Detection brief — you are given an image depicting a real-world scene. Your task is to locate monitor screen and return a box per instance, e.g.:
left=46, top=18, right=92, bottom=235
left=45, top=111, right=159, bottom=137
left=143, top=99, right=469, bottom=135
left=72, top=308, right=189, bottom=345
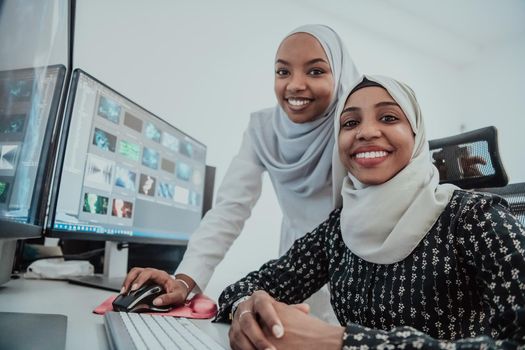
left=48, top=69, right=207, bottom=245
left=0, top=65, right=66, bottom=238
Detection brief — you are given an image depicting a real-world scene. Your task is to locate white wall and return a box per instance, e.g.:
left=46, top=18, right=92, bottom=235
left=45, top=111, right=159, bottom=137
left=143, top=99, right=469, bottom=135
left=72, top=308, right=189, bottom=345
left=0, top=0, right=68, bottom=69
left=457, top=39, right=525, bottom=182
left=73, top=0, right=524, bottom=300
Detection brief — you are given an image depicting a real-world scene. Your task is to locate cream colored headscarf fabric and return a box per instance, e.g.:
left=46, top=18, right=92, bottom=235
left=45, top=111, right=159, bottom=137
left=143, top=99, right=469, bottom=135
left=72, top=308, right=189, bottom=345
left=332, top=75, right=458, bottom=264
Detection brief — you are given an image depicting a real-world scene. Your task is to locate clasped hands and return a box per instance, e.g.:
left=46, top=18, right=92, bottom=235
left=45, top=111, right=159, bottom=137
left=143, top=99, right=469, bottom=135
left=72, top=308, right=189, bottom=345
left=229, top=290, right=344, bottom=350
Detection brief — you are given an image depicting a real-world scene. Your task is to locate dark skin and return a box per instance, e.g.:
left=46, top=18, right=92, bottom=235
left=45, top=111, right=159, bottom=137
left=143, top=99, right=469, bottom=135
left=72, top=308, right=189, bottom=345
left=120, top=268, right=195, bottom=307
left=229, top=291, right=343, bottom=350
left=228, top=86, right=418, bottom=350
left=120, top=32, right=336, bottom=313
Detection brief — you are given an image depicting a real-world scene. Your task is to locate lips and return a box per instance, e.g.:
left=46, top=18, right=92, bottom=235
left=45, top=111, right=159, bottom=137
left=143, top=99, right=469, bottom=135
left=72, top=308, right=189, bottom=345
left=286, top=97, right=312, bottom=111
left=351, top=147, right=391, bottom=167
left=354, top=150, right=388, bottom=159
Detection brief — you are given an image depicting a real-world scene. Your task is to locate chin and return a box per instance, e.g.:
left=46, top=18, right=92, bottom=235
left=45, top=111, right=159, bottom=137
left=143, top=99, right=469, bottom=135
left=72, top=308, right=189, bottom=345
left=284, top=106, right=323, bottom=123
left=360, top=179, right=384, bottom=186
left=355, top=174, right=393, bottom=186
left=287, top=114, right=316, bottom=124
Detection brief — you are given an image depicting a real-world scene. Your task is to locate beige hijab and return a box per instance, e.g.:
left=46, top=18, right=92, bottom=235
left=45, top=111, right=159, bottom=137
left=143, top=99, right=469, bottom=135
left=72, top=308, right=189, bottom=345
left=332, top=75, right=458, bottom=264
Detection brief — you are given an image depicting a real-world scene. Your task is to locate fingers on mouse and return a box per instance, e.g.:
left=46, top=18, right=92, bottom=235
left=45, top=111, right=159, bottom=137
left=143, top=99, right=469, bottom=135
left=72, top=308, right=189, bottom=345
left=112, top=283, right=172, bottom=313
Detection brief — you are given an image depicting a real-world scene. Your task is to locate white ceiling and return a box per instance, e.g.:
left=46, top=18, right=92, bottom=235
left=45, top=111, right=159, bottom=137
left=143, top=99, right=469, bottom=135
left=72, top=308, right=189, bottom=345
left=302, top=0, right=525, bottom=68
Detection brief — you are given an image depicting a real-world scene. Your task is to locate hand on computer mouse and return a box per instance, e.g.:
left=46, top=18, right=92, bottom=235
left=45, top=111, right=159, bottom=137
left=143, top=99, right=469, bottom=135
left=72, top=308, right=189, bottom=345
left=113, top=283, right=172, bottom=313
left=120, top=267, right=195, bottom=307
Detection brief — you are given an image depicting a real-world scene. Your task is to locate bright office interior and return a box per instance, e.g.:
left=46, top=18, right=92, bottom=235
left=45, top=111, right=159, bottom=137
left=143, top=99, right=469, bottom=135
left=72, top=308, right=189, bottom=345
left=2, top=0, right=524, bottom=301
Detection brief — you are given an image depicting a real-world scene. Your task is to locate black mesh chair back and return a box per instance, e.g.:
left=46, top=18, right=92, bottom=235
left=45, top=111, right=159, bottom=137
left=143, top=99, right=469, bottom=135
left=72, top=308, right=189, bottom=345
left=479, top=182, right=525, bottom=228
left=429, top=126, right=508, bottom=189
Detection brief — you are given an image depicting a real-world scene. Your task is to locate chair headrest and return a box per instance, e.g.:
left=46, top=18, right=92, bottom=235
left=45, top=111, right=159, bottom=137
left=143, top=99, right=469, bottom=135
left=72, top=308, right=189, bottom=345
left=429, top=126, right=508, bottom=189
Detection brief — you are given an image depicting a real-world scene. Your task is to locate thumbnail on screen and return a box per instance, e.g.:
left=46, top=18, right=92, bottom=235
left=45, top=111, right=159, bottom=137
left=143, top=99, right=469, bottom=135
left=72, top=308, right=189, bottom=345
left=51, top=69, right=207, bottom=243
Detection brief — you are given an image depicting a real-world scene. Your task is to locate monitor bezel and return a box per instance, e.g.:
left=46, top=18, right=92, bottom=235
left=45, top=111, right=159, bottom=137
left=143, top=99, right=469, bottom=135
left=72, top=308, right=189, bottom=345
left=0, top=64, right=67, bottom=239
left=46, top=68, right=207, bottom=246
left=0, top=219, right=42, bottom=239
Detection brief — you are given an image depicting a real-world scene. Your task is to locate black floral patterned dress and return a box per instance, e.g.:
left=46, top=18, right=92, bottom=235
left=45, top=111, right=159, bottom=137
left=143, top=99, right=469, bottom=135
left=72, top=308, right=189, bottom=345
left=216, top=190, right=525, bottom=349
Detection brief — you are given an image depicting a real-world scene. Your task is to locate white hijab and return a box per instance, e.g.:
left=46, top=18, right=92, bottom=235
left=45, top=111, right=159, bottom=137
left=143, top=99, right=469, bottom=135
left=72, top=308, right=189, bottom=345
left=249, top=24, right=360, bottom=196
left=332, top=75, right=458, bottom=264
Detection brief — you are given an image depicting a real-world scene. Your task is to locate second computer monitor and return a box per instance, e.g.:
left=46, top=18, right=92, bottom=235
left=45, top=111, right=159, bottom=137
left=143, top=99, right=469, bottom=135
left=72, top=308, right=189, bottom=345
left=49, top=69, right=207, bottom=245
left=0, top=65, right=66, bottom=235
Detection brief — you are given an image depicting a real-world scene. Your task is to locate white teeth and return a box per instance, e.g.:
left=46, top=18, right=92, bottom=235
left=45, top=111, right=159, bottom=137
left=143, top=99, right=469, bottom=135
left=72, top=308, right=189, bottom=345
left=288, top=98, right=310, bottom=106
left=355, top=151, right=388, bottom=159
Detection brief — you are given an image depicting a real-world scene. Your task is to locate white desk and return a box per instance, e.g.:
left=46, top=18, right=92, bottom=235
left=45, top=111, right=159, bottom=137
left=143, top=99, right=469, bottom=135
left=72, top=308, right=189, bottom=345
left=0, top=277, right=230, bottom=349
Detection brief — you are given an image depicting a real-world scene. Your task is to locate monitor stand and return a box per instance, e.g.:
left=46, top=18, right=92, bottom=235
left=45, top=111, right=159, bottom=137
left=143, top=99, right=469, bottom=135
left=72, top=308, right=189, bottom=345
left=0, top=240, right=17, bottom=286
left=67, top=241, right=127, bottom=292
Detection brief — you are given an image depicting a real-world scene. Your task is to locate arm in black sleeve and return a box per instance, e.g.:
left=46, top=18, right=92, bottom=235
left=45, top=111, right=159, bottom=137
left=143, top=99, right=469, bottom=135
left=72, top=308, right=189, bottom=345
left=214, top=209, right=339, bottom=323
left=342, top=194, right=525, bottom=349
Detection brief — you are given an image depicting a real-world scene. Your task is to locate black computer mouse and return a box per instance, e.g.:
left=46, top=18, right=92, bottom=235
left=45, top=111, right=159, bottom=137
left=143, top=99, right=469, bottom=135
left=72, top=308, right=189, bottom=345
left=112, top=283, right=172, bottom=313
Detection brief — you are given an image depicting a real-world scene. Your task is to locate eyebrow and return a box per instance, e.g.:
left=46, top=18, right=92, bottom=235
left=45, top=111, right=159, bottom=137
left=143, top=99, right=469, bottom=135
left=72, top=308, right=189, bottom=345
left=375, top=101, right=400, bottom=108
left=341, top=101, right=401, bottom=114
left=275, top=58, right=329, bottom=66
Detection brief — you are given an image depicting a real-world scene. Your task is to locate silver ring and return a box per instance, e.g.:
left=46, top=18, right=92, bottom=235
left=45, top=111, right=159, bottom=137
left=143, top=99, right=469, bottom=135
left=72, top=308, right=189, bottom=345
left=237, top=309, right=252, bottom=321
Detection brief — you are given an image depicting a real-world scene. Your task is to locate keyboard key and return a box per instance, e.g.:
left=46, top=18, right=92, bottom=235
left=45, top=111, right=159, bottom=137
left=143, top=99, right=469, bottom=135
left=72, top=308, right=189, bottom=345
left=120, top=313, right=148, bottom=350
left=105, top=312, right=225, bottom=350
left=128, top=313, right=164, bottom=349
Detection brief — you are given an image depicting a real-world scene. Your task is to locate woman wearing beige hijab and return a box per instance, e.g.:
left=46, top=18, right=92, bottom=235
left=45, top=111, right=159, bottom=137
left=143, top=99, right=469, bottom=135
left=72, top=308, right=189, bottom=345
left=215, top=75, right=525, bottom=350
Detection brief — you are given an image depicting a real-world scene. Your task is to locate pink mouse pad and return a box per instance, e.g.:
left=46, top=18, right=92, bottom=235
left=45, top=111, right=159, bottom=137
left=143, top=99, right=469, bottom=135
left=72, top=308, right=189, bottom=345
left=93, top=293, right=217, bottom=319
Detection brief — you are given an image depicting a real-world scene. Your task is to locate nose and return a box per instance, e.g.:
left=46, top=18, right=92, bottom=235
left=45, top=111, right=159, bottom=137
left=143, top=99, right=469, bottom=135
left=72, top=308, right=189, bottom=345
left=286, top=73, right=306, bottom=93
left=356, top=121, right=381, bottom=140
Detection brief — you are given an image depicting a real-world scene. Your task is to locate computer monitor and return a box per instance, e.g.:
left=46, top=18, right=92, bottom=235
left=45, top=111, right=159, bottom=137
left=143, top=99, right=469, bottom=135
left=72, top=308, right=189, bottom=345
left=0, top=65, right=67, bottom=285
left=47, top=69, right=208, bottom=289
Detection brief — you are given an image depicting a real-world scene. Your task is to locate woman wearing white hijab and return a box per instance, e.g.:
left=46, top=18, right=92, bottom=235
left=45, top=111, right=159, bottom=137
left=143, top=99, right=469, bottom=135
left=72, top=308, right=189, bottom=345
left=216, top=76, right=525, bottom=350
left=121, top=24, right=360, bottom=322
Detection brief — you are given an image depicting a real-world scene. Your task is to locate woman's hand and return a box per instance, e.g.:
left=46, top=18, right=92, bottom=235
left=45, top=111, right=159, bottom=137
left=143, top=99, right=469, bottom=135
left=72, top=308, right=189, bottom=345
left=263, top=302, right=345, bottom=350
left=120, top=268, right=195, bottom=307
left=229, top=290, right=298, bottom=350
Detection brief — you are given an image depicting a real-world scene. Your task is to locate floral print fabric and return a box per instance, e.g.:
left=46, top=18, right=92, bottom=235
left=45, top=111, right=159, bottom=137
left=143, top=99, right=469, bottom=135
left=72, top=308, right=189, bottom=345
left=216, top=191, right=525, bottom=349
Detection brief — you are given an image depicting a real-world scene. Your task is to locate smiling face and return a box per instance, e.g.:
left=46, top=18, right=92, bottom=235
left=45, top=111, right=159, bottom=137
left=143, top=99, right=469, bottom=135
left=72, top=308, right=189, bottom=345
left=274, top=33, right=334, bottom=123
left=338, top=86, right=415, bottom=185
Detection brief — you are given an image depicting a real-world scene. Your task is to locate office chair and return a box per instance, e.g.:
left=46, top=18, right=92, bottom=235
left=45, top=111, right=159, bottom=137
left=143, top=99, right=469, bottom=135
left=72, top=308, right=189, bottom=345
left=429, top=126, right=508, bottom=190
left=478, top=182, right=525, bottom=228
left=430, top=126, right=524, bottom=227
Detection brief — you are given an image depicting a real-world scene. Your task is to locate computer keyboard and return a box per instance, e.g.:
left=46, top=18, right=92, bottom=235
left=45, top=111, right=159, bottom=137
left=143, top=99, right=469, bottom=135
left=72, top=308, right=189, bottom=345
left=104, top=311, right=225, bottom=350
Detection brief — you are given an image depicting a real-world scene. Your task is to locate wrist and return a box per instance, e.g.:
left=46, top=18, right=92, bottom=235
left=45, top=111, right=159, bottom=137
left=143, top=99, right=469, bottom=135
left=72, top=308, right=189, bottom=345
left=173, top=274, right=196, bottom=292
left=171, top=274, right=195, bottom=298
left=229, top=295, right=251, bottom=321
left=322, top=325, right=345, bottom=350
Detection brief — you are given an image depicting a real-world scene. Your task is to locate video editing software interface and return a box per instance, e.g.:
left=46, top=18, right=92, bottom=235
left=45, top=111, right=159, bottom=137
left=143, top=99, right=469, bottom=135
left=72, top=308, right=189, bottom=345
left=52, top=70, right=206, bottom=242
left=0, top=65, right=65, bottom=224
